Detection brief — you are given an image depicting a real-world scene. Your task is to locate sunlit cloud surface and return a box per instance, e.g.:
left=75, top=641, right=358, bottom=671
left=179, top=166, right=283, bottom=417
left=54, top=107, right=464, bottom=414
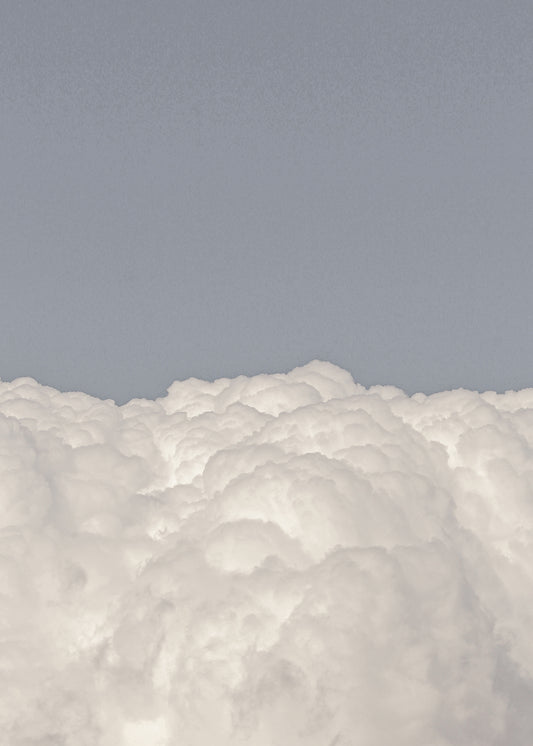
left=2, top=361, right=533, bottom=745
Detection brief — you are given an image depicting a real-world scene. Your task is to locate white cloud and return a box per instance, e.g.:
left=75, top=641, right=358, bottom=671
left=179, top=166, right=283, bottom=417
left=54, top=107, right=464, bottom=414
left=1, top=361, right=532, bottom=744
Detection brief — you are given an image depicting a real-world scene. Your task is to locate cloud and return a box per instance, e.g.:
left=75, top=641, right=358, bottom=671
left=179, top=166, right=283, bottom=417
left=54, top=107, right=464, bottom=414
left=1, top=361, right=532, bottom=744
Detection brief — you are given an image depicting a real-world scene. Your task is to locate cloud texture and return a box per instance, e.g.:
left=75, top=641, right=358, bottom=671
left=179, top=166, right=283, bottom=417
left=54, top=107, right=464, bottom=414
left=2, top=361, right=533, bottom=745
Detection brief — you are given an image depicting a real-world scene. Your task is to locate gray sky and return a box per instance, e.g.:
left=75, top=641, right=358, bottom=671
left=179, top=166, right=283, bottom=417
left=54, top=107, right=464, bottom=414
left=2, top=0, right=533, bottom=403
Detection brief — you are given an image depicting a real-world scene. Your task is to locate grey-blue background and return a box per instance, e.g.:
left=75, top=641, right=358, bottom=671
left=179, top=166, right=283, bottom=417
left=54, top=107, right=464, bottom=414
left=2, top=1, right=532, bottom=403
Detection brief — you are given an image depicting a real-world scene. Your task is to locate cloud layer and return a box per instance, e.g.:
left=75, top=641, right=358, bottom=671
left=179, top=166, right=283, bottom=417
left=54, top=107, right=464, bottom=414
left=2, top=361, right=533, bottom=745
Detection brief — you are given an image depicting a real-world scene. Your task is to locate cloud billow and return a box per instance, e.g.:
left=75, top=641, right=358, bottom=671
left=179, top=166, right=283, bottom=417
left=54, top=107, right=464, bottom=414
left=1, top=361, right=532, bottom=745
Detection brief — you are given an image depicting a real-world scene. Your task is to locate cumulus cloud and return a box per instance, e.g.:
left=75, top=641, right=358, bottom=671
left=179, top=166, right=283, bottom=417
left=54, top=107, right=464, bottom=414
left=1, top=361, right=533, bottom=744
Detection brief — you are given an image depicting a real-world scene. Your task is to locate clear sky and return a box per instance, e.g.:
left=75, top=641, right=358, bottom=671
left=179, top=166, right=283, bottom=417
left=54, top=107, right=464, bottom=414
left=2, top=0, right=533, bottom=403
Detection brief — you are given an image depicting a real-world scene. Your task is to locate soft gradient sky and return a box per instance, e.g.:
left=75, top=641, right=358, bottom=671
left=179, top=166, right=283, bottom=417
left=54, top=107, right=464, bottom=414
left=2, top=0, right=532, bottom=403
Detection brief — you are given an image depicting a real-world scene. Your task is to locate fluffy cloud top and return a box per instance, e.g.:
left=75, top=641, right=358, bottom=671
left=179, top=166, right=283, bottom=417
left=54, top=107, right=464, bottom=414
left=1, top=361, right=533, bottom=745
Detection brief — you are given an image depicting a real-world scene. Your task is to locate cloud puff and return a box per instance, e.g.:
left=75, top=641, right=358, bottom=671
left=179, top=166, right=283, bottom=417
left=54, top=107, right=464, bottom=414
left=1, top=361, right=533, bottom=744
